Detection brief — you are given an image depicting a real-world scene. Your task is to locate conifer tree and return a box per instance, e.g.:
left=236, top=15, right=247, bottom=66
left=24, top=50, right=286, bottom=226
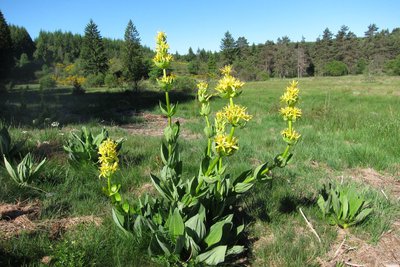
left=81, top=19, right=108, bottom=76
left=0, top=10, right=13, bottom=80
left=123, top=19, right=144, bottom=90
left=220, top=31, right=237, bottom=64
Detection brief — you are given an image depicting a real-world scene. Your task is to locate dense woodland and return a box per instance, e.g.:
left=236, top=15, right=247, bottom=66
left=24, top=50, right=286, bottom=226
left=1, top=9, right=400, bottom=92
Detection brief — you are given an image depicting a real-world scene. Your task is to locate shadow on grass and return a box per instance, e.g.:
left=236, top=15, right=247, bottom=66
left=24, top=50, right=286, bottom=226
left=0, top=87, right=194, bottom=126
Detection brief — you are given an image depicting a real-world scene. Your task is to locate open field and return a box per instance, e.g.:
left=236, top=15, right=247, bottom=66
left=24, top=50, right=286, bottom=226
left=1, top=75, right=399, bottom=266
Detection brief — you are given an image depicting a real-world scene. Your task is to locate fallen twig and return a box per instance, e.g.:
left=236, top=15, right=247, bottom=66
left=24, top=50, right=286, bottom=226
left=344, top=261, right=364, bottom=267
left=333, top=237, right=346, bottom=259
left=381, top=189, right=388, bottom=200
left=299, top=208, right=321, bottom=243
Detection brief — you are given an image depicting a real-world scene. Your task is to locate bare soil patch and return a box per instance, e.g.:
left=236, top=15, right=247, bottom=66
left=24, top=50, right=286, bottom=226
left=343, top=168, right=400, bottom=199
left=321, top=222, right=400, bottom=267
left=0, top=201, right=101, bottom=240
left=120, top=113, right=201, bottom=139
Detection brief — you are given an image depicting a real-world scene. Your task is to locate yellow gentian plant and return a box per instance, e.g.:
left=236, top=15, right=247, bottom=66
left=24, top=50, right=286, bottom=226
left=105, top=32, right=302, bottom=266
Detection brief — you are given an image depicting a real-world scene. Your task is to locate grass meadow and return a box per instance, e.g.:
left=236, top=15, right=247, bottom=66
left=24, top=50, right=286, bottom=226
left=0, top=75, right=399, bottom=266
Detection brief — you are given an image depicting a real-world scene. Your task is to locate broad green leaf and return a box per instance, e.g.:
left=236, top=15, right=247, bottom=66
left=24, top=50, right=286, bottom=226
left=33, top=158, right=46, bottom=175
left=340, top=194, right=349, bottom=220
left=331, top=188, right=340, bottom=216
left=169, top=208, right=185, bottom=238
left=226, top=245, right=245, bottom=256
left=354, top=208, right=373, bottom=224
left=349, top=196, right=364, bottom=220
left=196, top=245, right=227, bottom=265
left=4, top=156, right=18, bottom=184
left=185, top=213, right=206, bottom=240
left=155, top=233, right=172, bottom=256
left=317, top=195, right=327, bottom=215
left=204, top=214, right=233, bottom=247
left=111, top=208, right=131, bottom=236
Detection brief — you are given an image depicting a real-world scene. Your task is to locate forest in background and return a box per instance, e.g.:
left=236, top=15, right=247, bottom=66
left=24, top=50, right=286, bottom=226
left=1, top=9, right=400, bottom=92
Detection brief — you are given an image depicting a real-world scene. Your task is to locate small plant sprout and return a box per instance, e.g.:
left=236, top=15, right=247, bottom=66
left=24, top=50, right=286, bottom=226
left=4, top=153, right=46, bottom=192
left=318, top=183, right=373, bottom=229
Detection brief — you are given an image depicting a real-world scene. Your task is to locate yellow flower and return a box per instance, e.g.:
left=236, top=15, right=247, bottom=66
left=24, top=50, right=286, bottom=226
left=220, top=65, right=232, bottom=76
left=281, top=128, right=301, bottom=144
left=98, top=138, right=119, bottom=178
left=214, top=134, right=239, bottom=156
left=215, top=112, right=227, bottom=134
left=153, top=31, right=173, bottom=69
left=280, top=106, right=302, bottom=121
left=220, top=104, right=252, bottom=127
left=156, top=74, right=175, bottom=91
left=197, top=82, right=208, bottom=91
left=280, top=80, right=300, bottom=106
left=215, top=75, right=245, bottom=98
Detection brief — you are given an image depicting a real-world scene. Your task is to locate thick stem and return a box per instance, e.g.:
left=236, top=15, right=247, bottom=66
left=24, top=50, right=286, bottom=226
left=228, top=126, right=235, bottom=141
left=165, top=91, right=172, bottom=126
left=205, top=156, right=220, bottom=176
left=229, top=97, right=234, bottom=106
left=205, top=115, right=212, bottom=156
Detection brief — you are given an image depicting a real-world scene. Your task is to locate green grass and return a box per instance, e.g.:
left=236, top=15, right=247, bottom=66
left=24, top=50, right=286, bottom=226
left=1, top=75, right=399, bottom=266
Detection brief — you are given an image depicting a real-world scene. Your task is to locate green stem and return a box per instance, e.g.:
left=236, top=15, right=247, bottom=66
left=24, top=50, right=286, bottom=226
left=281, top=144, right=291, bottom=159
left=205, top=156, right=220, bottom=176
left=218, top=157, right=223, bottom=171
left=107, top=176, right=111, bottom=193
left=205, top=115, right=212, bottom=156
left=288, top=120, right=292, bottom=132
left=165, top=91, right=171, bottom=126
left=228, top=126, right=235, bottom=141
left=229, top=97, right=234, bottom=106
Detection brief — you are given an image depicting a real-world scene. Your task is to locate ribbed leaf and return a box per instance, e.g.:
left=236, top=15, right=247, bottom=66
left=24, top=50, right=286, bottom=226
left=169, top=208, right=185, bottom=238
left=196, top=245, right=227, bottom=265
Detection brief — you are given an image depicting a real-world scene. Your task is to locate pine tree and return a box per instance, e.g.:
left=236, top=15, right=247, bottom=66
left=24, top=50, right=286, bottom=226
left=9, top=25, right=35, bottom=60
left=81, top=19, right=108, bottom=76
left=123, top=19, right=144, bottom=90
left=0, top=10, right=14, bottom=80
left=220, top=31, right=236, bottom=65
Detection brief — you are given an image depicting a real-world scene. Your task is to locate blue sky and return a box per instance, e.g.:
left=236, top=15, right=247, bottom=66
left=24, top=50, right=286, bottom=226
left=1, top=0, right=399, bottom=54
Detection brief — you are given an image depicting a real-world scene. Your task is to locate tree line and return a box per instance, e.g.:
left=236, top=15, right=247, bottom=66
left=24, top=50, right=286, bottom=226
left=1, top=9, right=400, bottom=92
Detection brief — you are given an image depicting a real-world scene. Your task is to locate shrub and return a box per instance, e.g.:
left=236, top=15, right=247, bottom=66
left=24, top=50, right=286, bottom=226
left=323, top=60, right=348, bottom=76
left=39, top=74, right=57, bottom=89
left=104, top=73, right=120, bottom=88
left=384, top=54, right=400, bottom=75
left=84, top=73, right=105, bottom=88
left=173, top=76, right=197, bottom=93
left=256, top=71, right=270, bottom=81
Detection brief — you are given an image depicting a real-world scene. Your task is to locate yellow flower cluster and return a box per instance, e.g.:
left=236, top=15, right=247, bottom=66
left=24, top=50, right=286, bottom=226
left=153, top=32, right=173, bottom=69
left=215, top=113, right=227, bottom=134
left=157, top=74, right=175, bottom=92
left=280, top=106, right=302, bottom=121
left=215, top=65, right=245, bottom=98
left=98, top=138, right=119, bottom=178
left=214, top=134, right=239, bottom=156
left=217, top=104, right=252, bottom=127
left=197, top=82, right=212, bottom=103
left=281, top=128, right=301, bottom=144
left=280, top=80, right=300, bottom=106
